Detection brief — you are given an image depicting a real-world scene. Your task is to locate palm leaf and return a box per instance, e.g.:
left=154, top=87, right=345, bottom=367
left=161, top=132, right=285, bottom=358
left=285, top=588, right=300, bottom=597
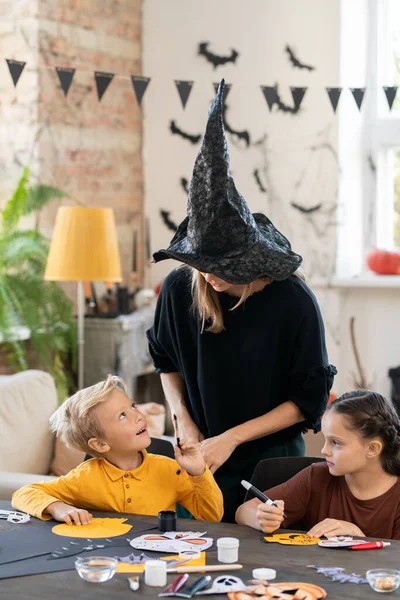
left=24, top=185, right=68, bottom=217
left=1, top=167, right=30, bottom=232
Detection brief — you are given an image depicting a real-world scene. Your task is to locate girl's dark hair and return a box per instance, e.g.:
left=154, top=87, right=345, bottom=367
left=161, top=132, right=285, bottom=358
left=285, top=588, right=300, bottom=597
left=326, top=389, right=400, bottom=476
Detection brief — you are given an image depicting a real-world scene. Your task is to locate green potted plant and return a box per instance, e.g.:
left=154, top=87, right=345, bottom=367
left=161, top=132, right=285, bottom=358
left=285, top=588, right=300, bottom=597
left=0, top=167, right=76, bottom=400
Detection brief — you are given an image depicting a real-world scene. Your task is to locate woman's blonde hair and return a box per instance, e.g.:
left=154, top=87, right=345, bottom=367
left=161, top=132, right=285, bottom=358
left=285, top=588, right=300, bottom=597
left=190, top=266, right=305, bottom=334
left=49, top=375, right=128, bottom=457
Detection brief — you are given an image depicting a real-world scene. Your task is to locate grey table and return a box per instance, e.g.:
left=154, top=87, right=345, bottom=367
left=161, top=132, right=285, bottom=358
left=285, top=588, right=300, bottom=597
left=0, top=503, right=397, bottom=599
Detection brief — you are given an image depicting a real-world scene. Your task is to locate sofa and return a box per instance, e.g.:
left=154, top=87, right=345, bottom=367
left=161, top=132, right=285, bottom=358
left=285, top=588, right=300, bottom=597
left=0, top=370, right=166, bottom=500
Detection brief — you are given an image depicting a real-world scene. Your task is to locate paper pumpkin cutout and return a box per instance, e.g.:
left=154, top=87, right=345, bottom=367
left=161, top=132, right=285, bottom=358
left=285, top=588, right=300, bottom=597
left=130, top=531, right=213, bottom=553
left=264, top=533, right=320, bottom=546
left=228, top=581, right=327, bottom=600
left=52, top=517, right=132, bottom=538
left=115, top=551, right=206, bottom=573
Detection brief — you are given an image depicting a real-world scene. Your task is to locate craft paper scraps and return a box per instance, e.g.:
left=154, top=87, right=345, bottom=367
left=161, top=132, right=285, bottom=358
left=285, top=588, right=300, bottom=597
left=317, top=536, right=368, bottom=548
left=263, top=533, right=320, bottom=546
left=52, top=517, right=132, bottom=538
left=115, top=551, right=205, bottom=573
left=130, top=531, right=213, bottom=553
left=307, top=565, right=367, bottom=584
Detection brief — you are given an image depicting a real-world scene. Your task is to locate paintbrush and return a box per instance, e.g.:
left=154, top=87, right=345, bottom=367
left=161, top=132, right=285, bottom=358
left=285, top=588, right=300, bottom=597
left=173, top=413, right=182, bottom=475
left=167, top=564, right=243, bottom=574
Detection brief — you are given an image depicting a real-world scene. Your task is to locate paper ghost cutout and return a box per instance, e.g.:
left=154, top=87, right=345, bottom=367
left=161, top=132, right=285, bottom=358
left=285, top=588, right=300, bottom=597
left=264, top=533, right=320, bottom=546
left=52, top=517, right=132, bottom=538
left=197, top=575, right=247, bottom=595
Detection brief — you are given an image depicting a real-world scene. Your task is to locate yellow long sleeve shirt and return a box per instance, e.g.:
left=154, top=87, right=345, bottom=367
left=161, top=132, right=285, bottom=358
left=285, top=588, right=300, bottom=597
left=12, top=450, right=224, bottom=522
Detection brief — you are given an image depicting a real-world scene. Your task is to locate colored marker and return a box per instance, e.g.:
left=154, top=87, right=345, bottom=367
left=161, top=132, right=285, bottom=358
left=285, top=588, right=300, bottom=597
left=241, top=480, right=288, bottom=519
left=349, top=541, right=391, bottom=551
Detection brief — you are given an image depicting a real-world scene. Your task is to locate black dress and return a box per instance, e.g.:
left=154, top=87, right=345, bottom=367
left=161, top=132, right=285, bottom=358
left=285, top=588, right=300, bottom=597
left=147, top=268, right=336, bottom=521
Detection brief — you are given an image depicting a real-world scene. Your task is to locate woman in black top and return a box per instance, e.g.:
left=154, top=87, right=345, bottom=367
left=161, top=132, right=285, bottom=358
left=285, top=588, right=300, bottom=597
left=147, top=81, right=336, bottom=522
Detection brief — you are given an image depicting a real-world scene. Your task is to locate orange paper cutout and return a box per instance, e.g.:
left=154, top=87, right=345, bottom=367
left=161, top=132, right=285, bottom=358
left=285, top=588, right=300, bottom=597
left=116, top=551, right=206, bottom=573
left=264, top=533, right=320, bottom=546
left=52, top=517, right=132, bottom=538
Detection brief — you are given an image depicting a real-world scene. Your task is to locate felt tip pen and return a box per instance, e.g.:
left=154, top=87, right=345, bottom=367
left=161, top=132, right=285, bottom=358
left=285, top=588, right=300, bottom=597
left=241, top=480, right=288, bottom=519
left=173, top=414, right=182, bottom=475
left=348, top=541, right=391, bottom=551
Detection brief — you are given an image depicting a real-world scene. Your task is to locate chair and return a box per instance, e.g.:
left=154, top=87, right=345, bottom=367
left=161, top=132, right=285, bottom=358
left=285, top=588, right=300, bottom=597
left=147, top=437, right=174, bottom=458
left=245, top=456, right=325, bottom=530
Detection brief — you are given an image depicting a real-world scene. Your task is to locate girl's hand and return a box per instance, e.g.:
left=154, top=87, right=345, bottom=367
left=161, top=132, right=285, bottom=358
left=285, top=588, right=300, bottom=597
left=256, top=500, right=285, bottom=533
left=175, top=440, right=205, bottom=477
left=308, top=518, right=365, bottom=538
left=200, top=432, right=238, bottom=474
left=46, top=501, right=92, bottom=525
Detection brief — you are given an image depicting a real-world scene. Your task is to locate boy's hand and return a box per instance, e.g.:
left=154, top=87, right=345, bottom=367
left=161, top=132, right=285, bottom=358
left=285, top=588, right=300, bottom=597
left=46, top=501, right=92, bottom=525
left=256, top=499, right=285, bottom=533
left=175, top=440, right=205, bottom=477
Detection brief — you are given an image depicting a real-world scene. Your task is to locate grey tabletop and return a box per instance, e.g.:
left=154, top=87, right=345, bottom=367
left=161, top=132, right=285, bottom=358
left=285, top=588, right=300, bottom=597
left=0, top=501, right=397, bottom=599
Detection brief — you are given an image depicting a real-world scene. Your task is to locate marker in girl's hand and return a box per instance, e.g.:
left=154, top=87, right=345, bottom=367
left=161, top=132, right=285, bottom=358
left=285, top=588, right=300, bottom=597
left=241, top=480, right=288, bottom=519
left=173, top=414, right=182, bottom=475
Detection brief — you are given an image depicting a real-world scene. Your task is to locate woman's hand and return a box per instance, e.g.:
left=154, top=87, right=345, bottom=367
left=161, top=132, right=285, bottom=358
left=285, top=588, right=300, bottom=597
left=200, top=431, right=238, bottom=474
left=256, top=500, right=285, bottom=533
left=307, top=518, right=365, bottom=538
left=177, top=412, right=205, bottom=444
left=175, top=441, right=205, bottom=477
left=46, top=501, right=92, bottom=525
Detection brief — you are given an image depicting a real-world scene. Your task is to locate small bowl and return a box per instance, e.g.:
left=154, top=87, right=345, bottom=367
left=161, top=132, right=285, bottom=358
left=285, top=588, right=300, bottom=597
left=366, top=569, right=400, bottom=593
left=75, top=556, right=118, bottom=583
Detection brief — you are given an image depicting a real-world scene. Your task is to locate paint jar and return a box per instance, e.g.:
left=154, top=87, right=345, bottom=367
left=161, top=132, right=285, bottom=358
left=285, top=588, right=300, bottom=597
left=144, top=560, right=167, bottom=587
left=158, top=510, right=176, bottom=532
left=217, top=537, right=239, bottom=563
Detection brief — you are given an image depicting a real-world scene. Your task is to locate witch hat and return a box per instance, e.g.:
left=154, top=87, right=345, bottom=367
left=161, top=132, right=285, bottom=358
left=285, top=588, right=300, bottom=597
left=153, top=80, right=302, bottom=283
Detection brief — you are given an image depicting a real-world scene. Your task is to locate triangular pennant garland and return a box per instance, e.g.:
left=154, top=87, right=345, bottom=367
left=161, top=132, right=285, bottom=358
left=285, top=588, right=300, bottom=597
left=291, top=87, right=307, bottom=111
left=174, top=80, right=194, bottom=109
left=383, top=86, right=398, bottom=111
left=261, top=86, right=278, bottom=111
left=94, top=71, right=114, bottom=101
left=350, top=87, right=365, bottom=111
left=326, top=87, right=342, bottom=113
left=213, top=82, right=231, bottom=101
left=6, top=59, right=26, bottom=87
left=131, top=76, right=150, bottom=106
left=55, top=67, right=75, bottom=97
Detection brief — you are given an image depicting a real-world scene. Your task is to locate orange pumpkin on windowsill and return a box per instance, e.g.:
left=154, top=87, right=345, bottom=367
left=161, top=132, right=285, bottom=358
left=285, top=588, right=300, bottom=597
left=367, top=248, right=400, bottom=274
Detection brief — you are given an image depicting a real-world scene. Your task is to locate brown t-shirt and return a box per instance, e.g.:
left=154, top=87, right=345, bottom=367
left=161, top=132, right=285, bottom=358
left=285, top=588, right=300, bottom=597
left=266, top=462, right=400, bottom=539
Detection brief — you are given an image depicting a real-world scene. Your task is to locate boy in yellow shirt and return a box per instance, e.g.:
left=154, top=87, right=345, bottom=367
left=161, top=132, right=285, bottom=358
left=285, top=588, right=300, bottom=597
left=12, top=375, right=223, bottom=524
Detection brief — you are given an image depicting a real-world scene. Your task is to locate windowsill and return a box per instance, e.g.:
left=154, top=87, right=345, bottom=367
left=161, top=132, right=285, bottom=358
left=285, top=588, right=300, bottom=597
left=309, top=274, right=400, bottom=289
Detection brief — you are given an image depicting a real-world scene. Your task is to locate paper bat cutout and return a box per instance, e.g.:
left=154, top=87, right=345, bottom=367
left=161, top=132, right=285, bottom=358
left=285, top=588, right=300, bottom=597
left=180, top=177, right=189, bottom=194
left=160, top=209, right=178, bottom=232
left=285, top=45, right=315, bottom=71
left=198, top=42, right=239, bottom=69
left=170, top=121, right=202, bottom=145
left=291, top=202, right=322, bottom=214
left=222, top=105, right=250, bottom=147
left=307, top=565, right=367, bottom=584
left=264, top=532, right=319, bottom=546
left=274, top=85, right=301, bottom=115
left=253, top=169, right=267, bottom=193
left=130, top=531, right=213, bottom=553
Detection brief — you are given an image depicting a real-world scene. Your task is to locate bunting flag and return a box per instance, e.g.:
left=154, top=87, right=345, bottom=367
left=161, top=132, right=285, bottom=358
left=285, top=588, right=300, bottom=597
left=55, top=67, right=75, bottom=97
left=291, top=87, right=307, bottom=111
left=261, top=85, right=278, bottom=111
left=326, top=87, right=342, bottom=113
left=383, top=86, right=398, bottom=111
left=213, top=82, right=231, bottom=100
left=131, top=75, right=150, bottom=106
left=350, top=87, right=365, bottom=111
left=6, top=59, right=26, bottom=87
left=94, top=71, right=114, bottom=101
left=175, top=80, right=194, bottom=109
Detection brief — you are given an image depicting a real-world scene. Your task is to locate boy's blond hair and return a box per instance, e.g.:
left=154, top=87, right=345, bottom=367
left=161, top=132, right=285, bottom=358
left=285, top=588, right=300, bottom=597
left=50, top=375, right=128, bottom=457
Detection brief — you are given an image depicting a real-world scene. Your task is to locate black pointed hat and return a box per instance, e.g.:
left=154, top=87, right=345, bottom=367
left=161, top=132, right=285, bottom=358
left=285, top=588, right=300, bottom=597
left=153, top=80, right=302, bottom=283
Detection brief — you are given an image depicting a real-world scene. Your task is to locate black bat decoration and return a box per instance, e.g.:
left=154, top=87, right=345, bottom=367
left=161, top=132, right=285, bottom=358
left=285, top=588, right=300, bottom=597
left=222, top=104, right=250, bottom=146
left=180, top=177, right=189, bottom=194
left=170, top=120, right=201, bottom=145
left=198, top=42, right=239, bottom=69
left=160, top=209, right=178, bottom=232
left=285, top=45, right=315, bottom=71
left=274, top=84, right=300, bottom=115
left=291, top=201, right=322, bottom=214
left=253, top=169, right=267, bottom=193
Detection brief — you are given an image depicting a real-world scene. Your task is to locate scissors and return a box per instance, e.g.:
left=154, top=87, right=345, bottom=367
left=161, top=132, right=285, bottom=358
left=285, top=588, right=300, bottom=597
left=0, top=509, right=30, bottom=524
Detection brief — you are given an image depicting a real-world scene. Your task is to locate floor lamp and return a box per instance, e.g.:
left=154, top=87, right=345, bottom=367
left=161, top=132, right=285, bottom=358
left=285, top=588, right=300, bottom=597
left=44, top=206, right=122, bottom=389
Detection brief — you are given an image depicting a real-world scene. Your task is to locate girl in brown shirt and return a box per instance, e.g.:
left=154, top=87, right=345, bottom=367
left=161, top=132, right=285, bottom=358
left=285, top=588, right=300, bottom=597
left=236, top=390, right=400, bottom=539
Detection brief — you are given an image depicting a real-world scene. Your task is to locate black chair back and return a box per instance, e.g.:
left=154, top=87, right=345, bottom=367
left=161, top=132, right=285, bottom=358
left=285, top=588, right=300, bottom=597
left=84, top=437, right=175, bottom=462
left=246, top=456, right=325, bottom=530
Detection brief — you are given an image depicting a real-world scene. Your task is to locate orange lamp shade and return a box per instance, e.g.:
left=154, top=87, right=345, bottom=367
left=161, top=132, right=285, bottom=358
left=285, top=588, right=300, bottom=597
left=44, top=206, right=122, bottom=282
